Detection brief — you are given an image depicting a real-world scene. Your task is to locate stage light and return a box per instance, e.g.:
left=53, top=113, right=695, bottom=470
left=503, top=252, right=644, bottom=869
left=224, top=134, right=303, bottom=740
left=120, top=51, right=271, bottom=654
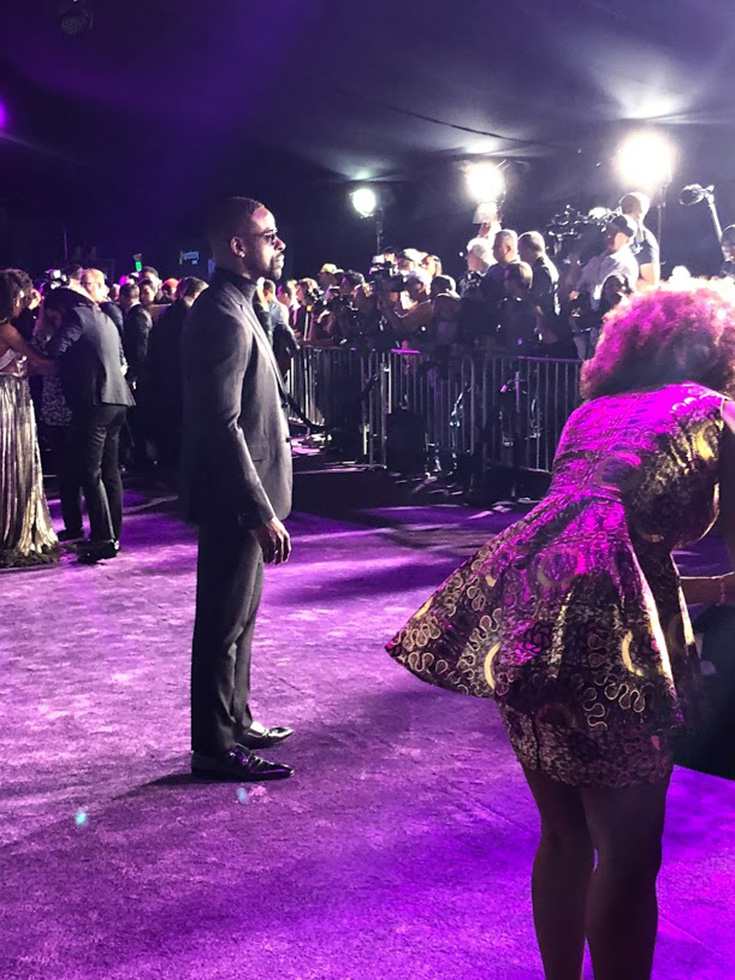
left=351, top=187, right=378, bottom=219
left=616, top=132, right=674, bottom=189
left=465, top=161, right=505, bottom=203
left=58, top=0, right=93, bottom=37
left=0, top=101, right=7, bottom=130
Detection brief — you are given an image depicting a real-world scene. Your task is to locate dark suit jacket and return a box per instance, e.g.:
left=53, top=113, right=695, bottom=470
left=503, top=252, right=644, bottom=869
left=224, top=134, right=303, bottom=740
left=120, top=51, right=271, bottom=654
left=122, top=305, right=153, bottom=386
left=48, top=297, right=134, bottom=413
left=100, top=300, right=124, bottom=338
left=145, top=298, right=188, bottom=419
left=179, top=270, right=293, bottom=528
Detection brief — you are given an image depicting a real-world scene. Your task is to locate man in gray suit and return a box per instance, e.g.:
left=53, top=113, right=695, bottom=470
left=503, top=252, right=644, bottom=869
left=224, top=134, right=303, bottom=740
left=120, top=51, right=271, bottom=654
left=180, top=196, right=294, bottom=781
left=44, top=287, right=134, bottom=563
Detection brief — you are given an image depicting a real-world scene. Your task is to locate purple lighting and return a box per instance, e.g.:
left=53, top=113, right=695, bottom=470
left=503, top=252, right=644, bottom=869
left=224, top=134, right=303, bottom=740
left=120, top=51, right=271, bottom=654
left=0, top=101, right=7, bottom=130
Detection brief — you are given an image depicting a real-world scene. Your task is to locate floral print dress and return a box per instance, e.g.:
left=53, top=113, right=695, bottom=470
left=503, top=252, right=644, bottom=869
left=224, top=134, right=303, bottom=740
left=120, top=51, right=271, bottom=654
left=387, top=383, right=725, bottom=787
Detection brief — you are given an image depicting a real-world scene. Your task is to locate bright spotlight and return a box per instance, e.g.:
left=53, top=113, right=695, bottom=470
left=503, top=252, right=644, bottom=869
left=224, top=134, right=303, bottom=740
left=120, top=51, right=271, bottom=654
left=616, top=132, right=674, bottom=189
left=351, top=187, right=378, bottom=218
left=465, top=162, right=505, bottom=203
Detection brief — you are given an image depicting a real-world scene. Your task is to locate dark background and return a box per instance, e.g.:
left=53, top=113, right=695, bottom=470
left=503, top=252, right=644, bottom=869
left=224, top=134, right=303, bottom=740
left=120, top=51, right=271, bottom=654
left=1, top=0, right=734, bottom=283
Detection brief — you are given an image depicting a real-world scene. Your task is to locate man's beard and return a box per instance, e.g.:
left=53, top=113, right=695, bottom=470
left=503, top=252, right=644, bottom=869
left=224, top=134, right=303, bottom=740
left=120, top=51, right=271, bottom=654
left=269, top=256, right=285, bottom=282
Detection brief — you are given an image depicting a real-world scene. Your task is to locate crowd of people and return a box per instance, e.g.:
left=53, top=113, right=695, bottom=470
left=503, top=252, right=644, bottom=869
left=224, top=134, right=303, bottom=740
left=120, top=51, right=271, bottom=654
left=4, top=190, right=735, bottom=980
left=0, top=187, right=731, bottom=570
left=280, top=191, right=667, bottom=361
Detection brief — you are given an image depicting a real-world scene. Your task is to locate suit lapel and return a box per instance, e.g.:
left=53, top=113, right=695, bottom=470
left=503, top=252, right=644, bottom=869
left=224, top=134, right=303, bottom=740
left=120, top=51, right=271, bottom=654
left=220, top=279, right=288, bottom=400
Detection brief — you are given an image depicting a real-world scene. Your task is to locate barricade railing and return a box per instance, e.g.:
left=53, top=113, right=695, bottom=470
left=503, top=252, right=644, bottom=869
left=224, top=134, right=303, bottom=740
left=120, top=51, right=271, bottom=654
left=286, top=347, right=581, bottom=477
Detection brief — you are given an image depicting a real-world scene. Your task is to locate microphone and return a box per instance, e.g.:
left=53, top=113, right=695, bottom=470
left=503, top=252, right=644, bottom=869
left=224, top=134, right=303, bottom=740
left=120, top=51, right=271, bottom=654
left=679, top=184, right=715, bottom=206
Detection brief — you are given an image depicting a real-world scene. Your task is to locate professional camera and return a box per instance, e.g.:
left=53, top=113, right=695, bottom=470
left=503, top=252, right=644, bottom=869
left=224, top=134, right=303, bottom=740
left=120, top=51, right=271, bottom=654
left=39, top=269, right=70, bottom=294
left=546, top=205, right=616, bottom=259
left=367, top=258, right=404, bottom=293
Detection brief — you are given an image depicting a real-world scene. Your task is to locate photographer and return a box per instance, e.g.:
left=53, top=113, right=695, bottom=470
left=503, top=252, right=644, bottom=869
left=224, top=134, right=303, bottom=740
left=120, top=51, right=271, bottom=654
left=294, top=277, right=321, bottom=342
left=319, top=270, right=366, bottom=346
left=377, top=269, right=433, bottom=344
left=573, top=213, right=638, bottom=311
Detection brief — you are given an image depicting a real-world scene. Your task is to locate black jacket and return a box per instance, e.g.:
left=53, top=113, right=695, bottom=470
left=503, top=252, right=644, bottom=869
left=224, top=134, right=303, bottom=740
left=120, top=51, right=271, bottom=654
left=179, top=270, right=292, bottom=527
left=48, top=297, right=134, bottom=412
left=122, top=305, right=153, bottom=386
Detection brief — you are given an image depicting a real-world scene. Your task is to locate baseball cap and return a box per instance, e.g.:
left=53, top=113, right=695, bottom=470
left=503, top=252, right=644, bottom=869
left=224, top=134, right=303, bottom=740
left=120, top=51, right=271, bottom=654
left=607, top=213, right=637, bottom=238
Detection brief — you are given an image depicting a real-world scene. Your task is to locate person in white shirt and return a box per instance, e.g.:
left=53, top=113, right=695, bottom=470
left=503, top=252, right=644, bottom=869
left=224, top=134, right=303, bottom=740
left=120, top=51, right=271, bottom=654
left=620, top=192, right=660, bottom=289
left=577, top=214, right=638, bottom=311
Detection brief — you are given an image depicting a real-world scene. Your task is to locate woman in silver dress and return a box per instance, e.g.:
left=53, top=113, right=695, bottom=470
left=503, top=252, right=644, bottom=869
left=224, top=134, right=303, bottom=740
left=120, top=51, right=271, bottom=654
left=0, top=270, right=58, bottom=567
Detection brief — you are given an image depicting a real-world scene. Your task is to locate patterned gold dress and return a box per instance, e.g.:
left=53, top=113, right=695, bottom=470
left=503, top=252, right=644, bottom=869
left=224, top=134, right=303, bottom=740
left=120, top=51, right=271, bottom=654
left=0, top=350, right=59, bottom=567
left=387, top=383, right=725, bottom=787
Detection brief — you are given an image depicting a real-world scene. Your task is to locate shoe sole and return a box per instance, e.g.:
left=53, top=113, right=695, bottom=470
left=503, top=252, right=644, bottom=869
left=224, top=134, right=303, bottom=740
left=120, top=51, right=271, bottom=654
left=236, top=737, right=293, bottom=750
left=191, top=769, right=293, bottom=782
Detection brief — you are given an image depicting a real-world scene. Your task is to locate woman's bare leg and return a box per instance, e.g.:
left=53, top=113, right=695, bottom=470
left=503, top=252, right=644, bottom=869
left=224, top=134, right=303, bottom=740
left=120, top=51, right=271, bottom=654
left=523, top=767, right=594, bottom=980
left=581, top=774, right=670, bottom=980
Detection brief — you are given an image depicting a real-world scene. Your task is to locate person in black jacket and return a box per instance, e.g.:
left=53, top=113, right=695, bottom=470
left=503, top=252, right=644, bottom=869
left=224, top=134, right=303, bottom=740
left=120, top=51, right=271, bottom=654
left=144, top=276, right=207, bottom=472
left=80, top=268, right=124, bottom=337
left=180, top=196, right=293, bottom=782
left=44, top=288, right=134, bottom=562
left=120, top=281, right=153, bottom=467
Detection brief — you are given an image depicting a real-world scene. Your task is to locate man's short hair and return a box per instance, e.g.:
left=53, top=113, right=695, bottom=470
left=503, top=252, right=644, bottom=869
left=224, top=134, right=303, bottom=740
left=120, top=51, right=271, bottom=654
left=176, top=277, right=207, bottom=300
left=495, top=229, right=518, bottom=248
left=342, top=270, right=365, bottom=288
left=42, top=286, right=94, bottom=316
left=82, top=268, right=105, bottom=284
left=141, top=265, right=160, bottom=279
left=120, top=282, right=140, bottom=302
left=466, top=237, right=493, bottom=264
left=206, top=196, right=264, bottom=247
left=518, top=231, right=546, bottom=257
left=505, top=262, right=533, bottom=291
left=620, top=192, right=650, bottom=216
left=721, top=225, right=735, bottom=246
left=432, top=274, right=457, bottom=295
left=63, top=262, right=83, bottom=282
left=262, top=279, right=276, bottom=294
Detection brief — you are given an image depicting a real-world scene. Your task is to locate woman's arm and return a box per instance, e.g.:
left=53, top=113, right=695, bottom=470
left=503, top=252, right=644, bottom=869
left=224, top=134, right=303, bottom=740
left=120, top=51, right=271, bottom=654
left=680, top=399, right=735, bottom=605
left=0, top=320, right=55, bottom=374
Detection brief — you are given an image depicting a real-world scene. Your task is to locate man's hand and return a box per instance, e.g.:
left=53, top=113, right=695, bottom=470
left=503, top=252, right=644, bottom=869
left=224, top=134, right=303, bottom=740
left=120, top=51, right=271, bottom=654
left=254, top=517, right=291, bottom=565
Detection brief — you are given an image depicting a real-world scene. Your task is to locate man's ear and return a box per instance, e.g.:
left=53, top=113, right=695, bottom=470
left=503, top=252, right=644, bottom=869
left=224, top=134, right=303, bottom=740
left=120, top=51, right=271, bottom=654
left=230, top=236, right=247, bottom=259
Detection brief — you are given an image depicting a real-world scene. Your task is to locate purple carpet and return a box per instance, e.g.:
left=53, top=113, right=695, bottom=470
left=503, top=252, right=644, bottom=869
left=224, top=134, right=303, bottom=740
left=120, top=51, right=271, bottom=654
left=1, top=486, right=734, bottom=979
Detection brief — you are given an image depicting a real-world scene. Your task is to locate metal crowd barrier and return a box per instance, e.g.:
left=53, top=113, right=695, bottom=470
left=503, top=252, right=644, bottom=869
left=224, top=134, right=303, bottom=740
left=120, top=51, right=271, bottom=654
left=286, top=347, right=581, bottom=478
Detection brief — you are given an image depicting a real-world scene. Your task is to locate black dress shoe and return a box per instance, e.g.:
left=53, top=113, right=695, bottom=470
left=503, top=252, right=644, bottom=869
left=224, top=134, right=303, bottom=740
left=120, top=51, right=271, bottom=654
left=77, top=539, right=120, bottom=564
left=237, top=721, right=294, bottom=750
left=191, top=745, right=293, bottom=781
left=57, top=528, right=85, bottom=543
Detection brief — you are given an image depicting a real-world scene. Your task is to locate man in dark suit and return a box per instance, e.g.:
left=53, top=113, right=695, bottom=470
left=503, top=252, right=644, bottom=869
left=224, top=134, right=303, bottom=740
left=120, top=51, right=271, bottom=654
left=145, top=277, right=207, bottom=472
left=80, top=268, right=124, bottom=338
left=180, top=196, right=294, bottom=782
left=44, top=288, right=134, bottom=563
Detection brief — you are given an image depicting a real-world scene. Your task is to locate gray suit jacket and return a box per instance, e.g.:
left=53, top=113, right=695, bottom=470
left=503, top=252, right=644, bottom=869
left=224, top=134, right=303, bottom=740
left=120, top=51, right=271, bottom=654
left=179, top=270, right=292, bottom=527
left=47, top=293, right=134, bottom=412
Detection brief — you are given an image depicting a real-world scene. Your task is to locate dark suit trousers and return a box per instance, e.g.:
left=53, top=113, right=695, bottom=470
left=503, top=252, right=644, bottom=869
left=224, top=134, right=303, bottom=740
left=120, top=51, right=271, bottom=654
left=48, top=424, right=83, bottom=534
left=71, top=405, right=126, bottom=542
left=191, top=517, right=264, bottom=755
